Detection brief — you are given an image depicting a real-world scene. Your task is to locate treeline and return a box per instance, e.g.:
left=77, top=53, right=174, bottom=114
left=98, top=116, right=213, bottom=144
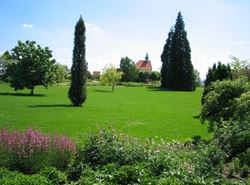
left=119, top=56, right=160, bottom=83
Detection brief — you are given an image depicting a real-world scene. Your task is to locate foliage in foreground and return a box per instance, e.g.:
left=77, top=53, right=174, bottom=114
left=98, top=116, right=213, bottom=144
left=201, top=79, right=250, bottom=131
left=0, top=128, right=76, bottom=174
left=201, top=79, right=250, bottom=179
left=0, top=168, right=52, bottom=185
left=0, top=129, right=248, bottom=184
left=68, top=129, right=248, bottom=184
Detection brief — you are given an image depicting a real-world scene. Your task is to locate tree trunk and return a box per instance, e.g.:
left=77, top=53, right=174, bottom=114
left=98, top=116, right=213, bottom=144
left=112, top=85, right=114, bottom=92
left=30, top=88, right=34, bottom=96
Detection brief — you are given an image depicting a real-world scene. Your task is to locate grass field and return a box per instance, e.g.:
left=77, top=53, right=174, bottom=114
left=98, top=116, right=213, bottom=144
left=0, top=83, right=210, bottom=141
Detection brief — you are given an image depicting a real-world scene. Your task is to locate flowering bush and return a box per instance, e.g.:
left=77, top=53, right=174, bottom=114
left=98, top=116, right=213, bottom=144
left=0, top=128, right=76, bottom=174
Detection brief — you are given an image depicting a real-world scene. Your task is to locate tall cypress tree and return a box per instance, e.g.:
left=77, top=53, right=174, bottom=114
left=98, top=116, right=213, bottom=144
left=167, top=12, right=195, bottom=91
left=68, top=16, right=87, bottom=106
left=161, top=28, right=173, bottom=88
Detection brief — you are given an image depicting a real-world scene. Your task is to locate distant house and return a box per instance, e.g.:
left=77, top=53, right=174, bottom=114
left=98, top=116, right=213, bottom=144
left=135, top=53, right=152, bottom=72
left=93, top=71, right=101, bottom=79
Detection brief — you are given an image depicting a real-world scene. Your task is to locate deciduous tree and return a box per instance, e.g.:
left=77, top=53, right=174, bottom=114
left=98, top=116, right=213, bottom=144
left=119, top=57, right=139, bottom=82
left=5, top=40, right=56, bottom=95
left=100, top=64, right=122, bottom=92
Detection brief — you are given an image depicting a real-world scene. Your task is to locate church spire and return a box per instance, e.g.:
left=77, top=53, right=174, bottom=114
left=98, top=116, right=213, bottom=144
left=145, top=52, right=149, bottom=60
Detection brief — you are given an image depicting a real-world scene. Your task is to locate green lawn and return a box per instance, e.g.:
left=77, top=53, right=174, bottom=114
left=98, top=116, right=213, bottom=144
left=0, top=83, right=210, bottom=141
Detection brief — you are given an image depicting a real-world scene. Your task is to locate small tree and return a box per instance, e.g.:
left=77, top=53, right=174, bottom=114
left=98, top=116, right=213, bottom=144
left=230, top=56, right=250, bottom=79
left=68, top=16, right=87, bottom=106
left=54, top=63, right=70, bottom=83
left=194, top=69, right=201, bottom=87
left=119, top=57, right=139, bottom=82
left=138, top=71, right=150, bottom=83
left=4, top=41, right=56, bottom=95
left=0, top=52, right=15, bottom=79
left=150, top=71, right=160, bottom=82
left=100, top=64, right=122, bottom=92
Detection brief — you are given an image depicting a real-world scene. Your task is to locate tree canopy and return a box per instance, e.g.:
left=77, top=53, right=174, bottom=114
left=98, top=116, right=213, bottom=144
left=119, top=57, right=139, bottom=82
left=4, top=40, right=56, bottom=95
left=54, top=63, right=70, bottom=83
left=230, top=56, right=250, bottom=80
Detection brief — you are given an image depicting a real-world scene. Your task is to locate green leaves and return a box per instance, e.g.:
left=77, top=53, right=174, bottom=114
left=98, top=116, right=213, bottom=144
left=119, top=57, right=139, bottom=82
left=5, top=40, right=56, bottom=95
left=100, top=64, right=123, bottom=92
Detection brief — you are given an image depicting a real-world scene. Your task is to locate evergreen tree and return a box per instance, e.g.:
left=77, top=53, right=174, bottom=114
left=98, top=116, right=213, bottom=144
left=202, top=62, right=232, bottom=104
left=160, top=28, right=173, bottom=88
left=68, top=16, right=87, bottom=106
left=161, top=12, right=195, bottom=90
left=167, top=12, right=195, bottom=91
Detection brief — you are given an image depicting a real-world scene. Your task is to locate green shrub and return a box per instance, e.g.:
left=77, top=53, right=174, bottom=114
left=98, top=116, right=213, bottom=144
left=238, top=148, right=250, bottom=167
left=72, top=129, right=148, bottom=168
left=201, top=79, right=249, bottom=131
left=227, top=157, right=241, bottom=177
left=240, top=165, right=249, bottom=178
left=0, top=168, right=52, bottom=185
left=146, top=152, right=181, bottom=176
left=112, top=163, right=150, bottom=185
left=69, top=129, right=149, bottom=180
left=39, top=167, right=67, bottom=185
left=157, top=177, right=181, bottom=185
left=195, top=143, right=226, bottom=176
left=215, top=118, right=250, bottom=157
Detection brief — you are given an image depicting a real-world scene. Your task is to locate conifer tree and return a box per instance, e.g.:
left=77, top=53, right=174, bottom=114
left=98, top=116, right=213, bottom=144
left=164, top=12, right=195, bottom=91
left=202, top=62, right=232, bottom=104
left=68, top=16, right=87, bottom=106
left=161, top=28, right=173, bottom=88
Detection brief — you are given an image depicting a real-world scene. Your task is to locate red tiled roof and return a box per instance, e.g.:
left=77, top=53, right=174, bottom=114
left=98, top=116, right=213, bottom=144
left=135, top=60, right=152, bottom=71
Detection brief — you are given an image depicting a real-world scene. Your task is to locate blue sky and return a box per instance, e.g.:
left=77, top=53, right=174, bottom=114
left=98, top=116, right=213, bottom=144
left=0, top=0, right=250, bottom=79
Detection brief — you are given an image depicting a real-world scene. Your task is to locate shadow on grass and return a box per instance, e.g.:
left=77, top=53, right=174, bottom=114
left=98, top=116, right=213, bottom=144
left=193, top=115, right=201, bottom=119
left=93, top=89, right=112, bottom=93
left=28, top=104, right=72, bottom=108
left=0, top=92, right=45, bottom=97
left=147, top=86, right=196, bottom=92
left=146, top=86, right=171, bottom=92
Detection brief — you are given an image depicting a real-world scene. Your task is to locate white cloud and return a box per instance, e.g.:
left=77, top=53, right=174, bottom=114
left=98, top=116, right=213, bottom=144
left=22, top=24, right=34, bottom=29
left=45, top=22, right=238, bottom=80
left=227, top=42, right=250, bottom=45
left=84, top=22, right=163, bottom=74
